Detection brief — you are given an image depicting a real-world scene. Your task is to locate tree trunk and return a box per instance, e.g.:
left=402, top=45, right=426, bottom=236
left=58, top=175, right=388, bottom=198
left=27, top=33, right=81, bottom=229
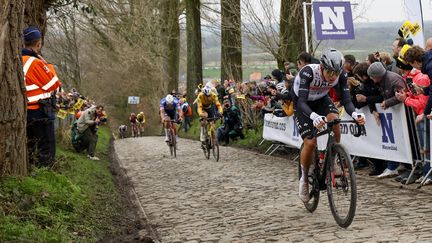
left=278, top=0, right=307, bottom=70
left=163, top=0, right=180, bottom=93
left=186, top=0, right=202, bottom=105
left=24, top=0, right=51, bottom=34
left=221, top=0, right=242, bottom=82
left=0, top=0, right=28, bottom=176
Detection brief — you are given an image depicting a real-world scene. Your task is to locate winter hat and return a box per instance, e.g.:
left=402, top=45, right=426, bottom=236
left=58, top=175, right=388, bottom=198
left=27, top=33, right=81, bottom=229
left=367, top=62, right=386, bottom=77
left=271, top=69, right=284, bottom=82
left=23, top=26, right=42, bottom=42
left=395, top=58, right=413, bottom=71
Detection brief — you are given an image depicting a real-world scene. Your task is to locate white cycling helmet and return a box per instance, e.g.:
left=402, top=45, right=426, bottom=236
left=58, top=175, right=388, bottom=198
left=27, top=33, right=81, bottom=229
left=165, top=94, right=174, bottom=104
left=320, top=48, right=344, bottom=73
left=202, top=86, right=212, bottom=96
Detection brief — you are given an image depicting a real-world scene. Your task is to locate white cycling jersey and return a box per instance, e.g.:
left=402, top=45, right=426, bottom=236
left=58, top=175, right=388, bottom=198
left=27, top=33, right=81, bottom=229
left=293, top=64, right=342, bottom=101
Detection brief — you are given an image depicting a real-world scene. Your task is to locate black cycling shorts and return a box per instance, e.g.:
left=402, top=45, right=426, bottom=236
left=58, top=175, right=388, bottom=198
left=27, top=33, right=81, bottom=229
left=164, top=109, right=176, bottom=120
left=293, top=95, right=339, bottom=139
left=203, top=105, right=217, bottom=119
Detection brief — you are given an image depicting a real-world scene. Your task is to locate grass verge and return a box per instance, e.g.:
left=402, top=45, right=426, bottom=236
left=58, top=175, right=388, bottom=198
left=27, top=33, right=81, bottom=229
left=0, top=126, right=121, bottom=242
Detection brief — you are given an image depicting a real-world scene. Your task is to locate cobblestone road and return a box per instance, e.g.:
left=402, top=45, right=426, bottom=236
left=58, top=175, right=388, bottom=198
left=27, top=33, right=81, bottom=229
left=115, top=137, right=432, bottom=242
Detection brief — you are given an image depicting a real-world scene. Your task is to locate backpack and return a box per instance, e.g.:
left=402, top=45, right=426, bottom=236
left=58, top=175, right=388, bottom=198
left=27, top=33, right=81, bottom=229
left=71, top=122, right=85, bottom=152
left=186, top=105, right=193, bottom=117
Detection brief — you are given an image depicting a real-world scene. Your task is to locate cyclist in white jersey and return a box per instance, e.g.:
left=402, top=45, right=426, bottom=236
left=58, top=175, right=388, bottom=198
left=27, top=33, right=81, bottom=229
left=294, top=48, right=366, bottom=202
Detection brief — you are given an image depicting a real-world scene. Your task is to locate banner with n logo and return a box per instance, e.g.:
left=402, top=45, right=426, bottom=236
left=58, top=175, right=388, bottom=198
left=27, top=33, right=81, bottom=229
left=313, top=1, right=354, bottom=40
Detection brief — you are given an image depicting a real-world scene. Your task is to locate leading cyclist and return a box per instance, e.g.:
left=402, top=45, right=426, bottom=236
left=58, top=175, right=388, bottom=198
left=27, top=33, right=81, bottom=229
left=160, top=94, right=182, bottom=142
left=293, top=48, right=366, bottom=202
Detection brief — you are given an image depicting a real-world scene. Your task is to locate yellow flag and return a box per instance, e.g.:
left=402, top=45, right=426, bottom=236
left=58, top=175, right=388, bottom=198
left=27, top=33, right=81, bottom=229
left=73, top=98, right=85, bottom=111
left=410, top=22, right=421, bottom=36
left=57, top=109, right=68, bottom=119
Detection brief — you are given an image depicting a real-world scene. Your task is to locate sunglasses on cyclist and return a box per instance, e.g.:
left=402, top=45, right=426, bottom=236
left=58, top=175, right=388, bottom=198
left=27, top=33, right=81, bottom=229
left=323, top=69, right=341, bottom=77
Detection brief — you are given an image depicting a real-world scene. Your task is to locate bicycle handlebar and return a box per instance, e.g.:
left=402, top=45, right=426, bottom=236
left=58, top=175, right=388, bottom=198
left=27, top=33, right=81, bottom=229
left=313, top=119, right=365, bottom=138
left=169, top=119, right=181, bottom=124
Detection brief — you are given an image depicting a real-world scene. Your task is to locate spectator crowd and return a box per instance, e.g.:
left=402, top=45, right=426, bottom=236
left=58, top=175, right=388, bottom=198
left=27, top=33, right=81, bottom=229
left=192, top=36, right=432, bottom=186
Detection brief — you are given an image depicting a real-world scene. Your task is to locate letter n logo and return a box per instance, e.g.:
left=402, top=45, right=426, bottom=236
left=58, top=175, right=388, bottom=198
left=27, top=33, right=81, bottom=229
left=380, top=113, right=395, bottom=144
left=319, top=6, right=346, bottom=30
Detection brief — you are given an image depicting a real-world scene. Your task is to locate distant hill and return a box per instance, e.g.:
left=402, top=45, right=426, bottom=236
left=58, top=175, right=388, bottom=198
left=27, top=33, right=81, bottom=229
left=202, top=21, right=432, bottom=66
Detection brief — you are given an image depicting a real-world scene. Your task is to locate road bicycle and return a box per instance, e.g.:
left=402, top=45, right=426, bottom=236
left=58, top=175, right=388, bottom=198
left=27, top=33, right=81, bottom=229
left=166, top=120, right=179, bottom=157
left=201, top=117, right=220, bottom=161
left=131, top=122, right=140, bottom=137
left=138, top=122, right=145, bottom=137
left=298, top=118, right=364, bottom=228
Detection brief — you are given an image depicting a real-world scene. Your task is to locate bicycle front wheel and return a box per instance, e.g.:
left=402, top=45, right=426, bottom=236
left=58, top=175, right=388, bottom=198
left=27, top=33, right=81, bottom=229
left=169, top=136, right=174, bottom=156
left=172, top=133, right=177, bottom=158
left=326, top=144, right=357, bottom=228
left=211, top=129, right=219, bottom=161
left=298, top=144, right=320, bottom=213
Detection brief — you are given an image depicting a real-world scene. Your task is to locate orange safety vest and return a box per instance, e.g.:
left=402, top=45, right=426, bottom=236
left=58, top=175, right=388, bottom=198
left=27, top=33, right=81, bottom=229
left=22, top=56, right=61, bottom=110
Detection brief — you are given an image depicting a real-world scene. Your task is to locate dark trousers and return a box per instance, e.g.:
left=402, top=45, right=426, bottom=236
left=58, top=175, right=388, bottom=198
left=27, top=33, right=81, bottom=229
left=27, top=109, right=56, bottom=167
left=81, top=128, right=98, bottom=156
left=183, top=116, right=192, bottom=132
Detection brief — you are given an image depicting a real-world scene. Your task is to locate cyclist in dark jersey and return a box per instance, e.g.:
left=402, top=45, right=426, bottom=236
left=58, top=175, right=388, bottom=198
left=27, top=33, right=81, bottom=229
left=294, top=48, right=366, bottom=202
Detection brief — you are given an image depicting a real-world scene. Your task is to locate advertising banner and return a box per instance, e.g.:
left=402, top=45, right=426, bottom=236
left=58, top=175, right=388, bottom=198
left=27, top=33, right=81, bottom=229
left=263, top=104, right=414, bottom=164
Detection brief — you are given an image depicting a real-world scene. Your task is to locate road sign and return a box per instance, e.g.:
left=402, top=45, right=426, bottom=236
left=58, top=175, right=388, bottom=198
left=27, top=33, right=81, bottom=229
left=128, top=96, right=140, bottom=105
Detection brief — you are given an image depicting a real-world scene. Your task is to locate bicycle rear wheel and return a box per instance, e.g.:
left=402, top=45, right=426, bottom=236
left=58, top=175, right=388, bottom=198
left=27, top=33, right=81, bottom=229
left=326, top=144, right=357, bottom=228
left=298, top=144, right=320, bottom=212
left=211, top=129, right=219, bottom=161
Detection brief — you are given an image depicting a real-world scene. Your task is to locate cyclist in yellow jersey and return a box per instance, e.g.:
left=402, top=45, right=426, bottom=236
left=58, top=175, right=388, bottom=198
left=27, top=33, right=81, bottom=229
left=197, top=86, right=223, bottom=147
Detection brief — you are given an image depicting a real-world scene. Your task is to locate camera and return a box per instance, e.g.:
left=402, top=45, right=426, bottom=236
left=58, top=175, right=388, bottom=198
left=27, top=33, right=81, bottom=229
left=406, top=77, right=416, bottom=95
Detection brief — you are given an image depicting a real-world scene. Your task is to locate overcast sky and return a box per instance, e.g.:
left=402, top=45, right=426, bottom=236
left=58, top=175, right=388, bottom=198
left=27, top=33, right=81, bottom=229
left=357, top=0, right=432, bottom=22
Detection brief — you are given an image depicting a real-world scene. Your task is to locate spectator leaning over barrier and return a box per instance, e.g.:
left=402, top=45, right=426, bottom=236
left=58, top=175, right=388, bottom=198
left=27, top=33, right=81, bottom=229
left=404, top=45, right=432, bottom=112
left=271, top=69, right=286, bottom=93
left=352, top=62, right=386, bottom=174
left=367, top=62, right=406, bottom=178
left=396, top=59, right=431, bottom=178
left=343, top=54, right=358, bottom=77
left=75, top=105, right=105, bottom=160
left=23, top=26, right=62, bottom=167
left=353, top=62, right=383, bottom=121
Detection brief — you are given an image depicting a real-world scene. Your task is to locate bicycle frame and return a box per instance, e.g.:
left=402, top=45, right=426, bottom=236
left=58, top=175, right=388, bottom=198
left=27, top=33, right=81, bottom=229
left=313, top=119, right=363, bottom=189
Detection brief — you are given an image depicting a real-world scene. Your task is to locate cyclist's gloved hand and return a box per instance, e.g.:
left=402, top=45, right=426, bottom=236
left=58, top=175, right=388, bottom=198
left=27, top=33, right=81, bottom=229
left=352, top=111, right=366, bottom=125
left=310, top=112, right=326, bottom=128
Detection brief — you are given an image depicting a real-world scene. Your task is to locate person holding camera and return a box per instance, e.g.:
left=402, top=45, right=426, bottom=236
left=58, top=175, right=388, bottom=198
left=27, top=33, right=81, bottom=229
left=75, top=105, right=105, bottom=160
left=22, top=26, right=62, bottom=167
left=218, top=100, right=244, bottom=145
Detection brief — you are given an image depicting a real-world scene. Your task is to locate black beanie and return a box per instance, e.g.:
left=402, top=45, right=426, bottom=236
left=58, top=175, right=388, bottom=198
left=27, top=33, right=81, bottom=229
left=271, top=69, right=284, bottom=82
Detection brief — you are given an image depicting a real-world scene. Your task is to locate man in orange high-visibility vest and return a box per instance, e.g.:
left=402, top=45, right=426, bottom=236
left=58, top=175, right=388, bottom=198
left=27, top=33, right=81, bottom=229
left=22, top=26, right=61, bottom=167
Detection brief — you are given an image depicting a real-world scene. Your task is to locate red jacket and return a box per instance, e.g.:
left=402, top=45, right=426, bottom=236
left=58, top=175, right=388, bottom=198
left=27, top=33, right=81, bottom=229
left=404, top=69, right=430, bottom=115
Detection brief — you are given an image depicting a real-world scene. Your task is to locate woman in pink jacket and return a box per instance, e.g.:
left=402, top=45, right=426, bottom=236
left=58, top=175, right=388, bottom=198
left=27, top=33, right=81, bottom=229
left=395, top=61, right=432, bottom=185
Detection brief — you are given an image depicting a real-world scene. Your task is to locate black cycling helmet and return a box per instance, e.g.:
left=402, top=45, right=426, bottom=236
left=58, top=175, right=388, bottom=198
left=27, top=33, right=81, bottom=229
left=320, top=48, right=344, bottom=73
